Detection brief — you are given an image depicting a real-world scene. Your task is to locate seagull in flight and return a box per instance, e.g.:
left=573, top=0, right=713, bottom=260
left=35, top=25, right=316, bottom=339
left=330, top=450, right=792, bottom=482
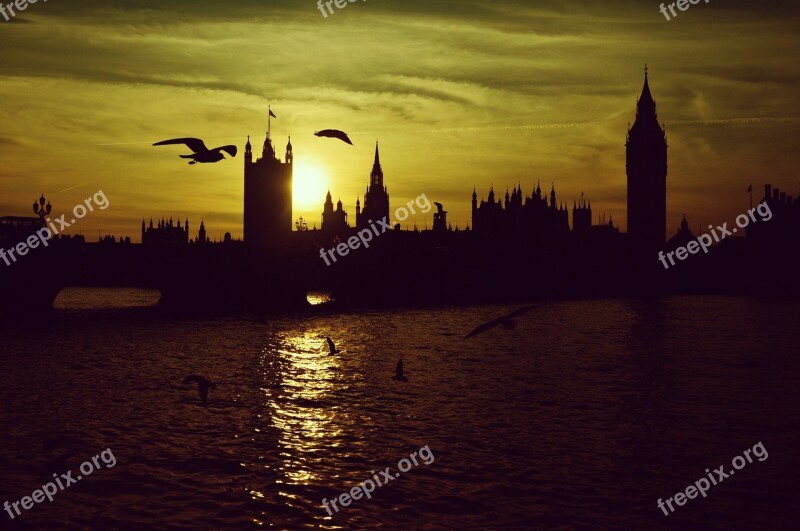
left=314, top=129, right=353, bottom=145
left=326, top=337, right=340, bottom=355
left=153, top=138, right=237, bottom=164
left=182, top=375, right=217, bottom=403
left=392, top=359, right=409, bottom=382
left=463, top=304, right=546, bottom=339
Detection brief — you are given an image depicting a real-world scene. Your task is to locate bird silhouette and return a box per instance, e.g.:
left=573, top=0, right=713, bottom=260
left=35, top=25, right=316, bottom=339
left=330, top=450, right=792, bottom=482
left=326, top=337, right=340, bottom=355
left=182, top=375, right=217, bottom=403
left=464, top=304, right=546, bottom=339
left=434, top=202, right=447, bottom=215
left=154, top=138, right=237, bottom=164
left=392, top=359, right=409, bottom=382
left=314, top=129, right=353, bottom=145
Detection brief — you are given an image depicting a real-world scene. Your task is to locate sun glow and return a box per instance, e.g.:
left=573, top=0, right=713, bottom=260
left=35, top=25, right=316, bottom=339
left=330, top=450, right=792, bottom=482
left=293, top=160, right=329, bottom=211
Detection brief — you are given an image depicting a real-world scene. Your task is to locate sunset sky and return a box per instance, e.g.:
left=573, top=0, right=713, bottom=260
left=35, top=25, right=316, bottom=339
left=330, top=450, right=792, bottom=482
left=0, top=0, right=798, bottom=241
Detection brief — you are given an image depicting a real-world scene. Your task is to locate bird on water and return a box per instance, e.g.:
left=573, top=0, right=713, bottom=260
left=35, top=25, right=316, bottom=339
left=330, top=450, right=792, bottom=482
left=182, top=375, right=217, bottom=403
left=326, top=337, right=340, bottom=355
left=392, top=359, right=409, bottom=382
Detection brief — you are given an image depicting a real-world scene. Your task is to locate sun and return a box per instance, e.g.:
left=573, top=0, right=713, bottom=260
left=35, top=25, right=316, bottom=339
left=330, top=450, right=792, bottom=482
left=293, top=160, right=329, bottom=211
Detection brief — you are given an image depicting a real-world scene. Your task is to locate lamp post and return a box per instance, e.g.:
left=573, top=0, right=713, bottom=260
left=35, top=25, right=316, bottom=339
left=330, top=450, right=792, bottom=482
left=32, top=194, right=52, bottom=226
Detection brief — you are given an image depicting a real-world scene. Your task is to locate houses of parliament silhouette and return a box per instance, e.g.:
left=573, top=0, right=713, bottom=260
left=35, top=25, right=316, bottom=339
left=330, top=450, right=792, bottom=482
left=2, top=68, right=799, bottom=313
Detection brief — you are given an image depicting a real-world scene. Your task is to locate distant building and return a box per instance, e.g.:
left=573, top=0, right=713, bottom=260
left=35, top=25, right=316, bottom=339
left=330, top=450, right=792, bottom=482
left=432, top=202, right=448, bottom=233
left=471, top=182, right=569, bottom=236
left=627, top=67, right=668, bottom=254
left=141, top=216, right=189, bottom=246
left=356, top=142, right=390, bottom=229
left=591, top=214, right=620, bottom=238
left=747, top=184, right=799, bottom=250
left=666, top=214, right=695, bottom=249
left=0, top=216, right=43, bottom=245
left=321, top=191, right=349, bottom=237
left=572, top=195, right=592, bottom=233
left=244, top=118, right=293, bottom=248
left=197, top=219, right=207, bottom=244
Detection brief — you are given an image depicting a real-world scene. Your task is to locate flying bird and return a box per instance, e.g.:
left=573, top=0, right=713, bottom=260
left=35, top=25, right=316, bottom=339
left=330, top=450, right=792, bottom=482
left=326, top=337, right=340, bottom=355
left=153, top=138, right=237, bottom=164
left=182, top=375, right=217, bottom=403
left=314, top=129, right=353, bottom=145
left=392, top=359, right=409, bottom=382
left=463, top=304, right=546, bottom=339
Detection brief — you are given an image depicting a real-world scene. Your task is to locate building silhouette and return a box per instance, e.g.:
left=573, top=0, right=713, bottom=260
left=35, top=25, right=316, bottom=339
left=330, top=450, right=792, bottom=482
left=626, top=66, right=668, bottom=255
left=747, top=184, right=799, bottom=252
left=141, top=216, right=189, bottom=246
left=471, top=182, right=569, bottom=236
left=432, top=202, right=448, bottom=233
left=244, top=121, right=293, bottom=248
left=321, top=191, right=349, bottom=237
left=572, top=194, right=592, bottom=233
left=197, top=219, right=207, bottom=244
left=356, top=142, right=390, bottom=228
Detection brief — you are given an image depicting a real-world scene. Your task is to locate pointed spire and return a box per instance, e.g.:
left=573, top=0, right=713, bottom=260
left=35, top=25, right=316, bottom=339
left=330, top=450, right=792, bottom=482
left=369, top=140, right=384, bottom=187
left=637, top=63, right=656, bottom=118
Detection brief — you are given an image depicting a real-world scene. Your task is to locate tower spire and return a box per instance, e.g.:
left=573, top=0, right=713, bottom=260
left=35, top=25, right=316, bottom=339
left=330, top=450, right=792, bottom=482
left=370, top=141, right=383, bottom=187
left=637, top=65, right=656, bottom=119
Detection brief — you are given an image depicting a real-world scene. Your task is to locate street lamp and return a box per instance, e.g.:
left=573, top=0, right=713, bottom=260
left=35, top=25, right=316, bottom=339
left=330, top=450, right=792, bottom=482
left=32, top=194, right=52, bottom=225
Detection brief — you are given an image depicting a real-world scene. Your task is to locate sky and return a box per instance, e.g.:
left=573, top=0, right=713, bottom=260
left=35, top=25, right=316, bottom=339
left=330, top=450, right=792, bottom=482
left=0, top=0, right=798, bottom=241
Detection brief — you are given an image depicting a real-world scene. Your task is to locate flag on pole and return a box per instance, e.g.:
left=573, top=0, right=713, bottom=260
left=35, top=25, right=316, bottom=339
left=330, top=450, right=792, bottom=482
left=269, top=108, right=276, bottom=118
left=747, top=184, right=752, bottom=193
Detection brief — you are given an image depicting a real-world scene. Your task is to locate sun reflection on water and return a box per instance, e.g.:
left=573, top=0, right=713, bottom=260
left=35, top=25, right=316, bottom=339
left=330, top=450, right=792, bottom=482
left=261, top=331, right=343, bottom=486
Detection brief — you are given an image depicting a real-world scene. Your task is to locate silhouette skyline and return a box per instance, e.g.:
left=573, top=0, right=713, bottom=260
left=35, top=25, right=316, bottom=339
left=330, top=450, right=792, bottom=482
left=3, top=68, right=800, bottom=314
left=0, top=2, right=797, bottom=241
